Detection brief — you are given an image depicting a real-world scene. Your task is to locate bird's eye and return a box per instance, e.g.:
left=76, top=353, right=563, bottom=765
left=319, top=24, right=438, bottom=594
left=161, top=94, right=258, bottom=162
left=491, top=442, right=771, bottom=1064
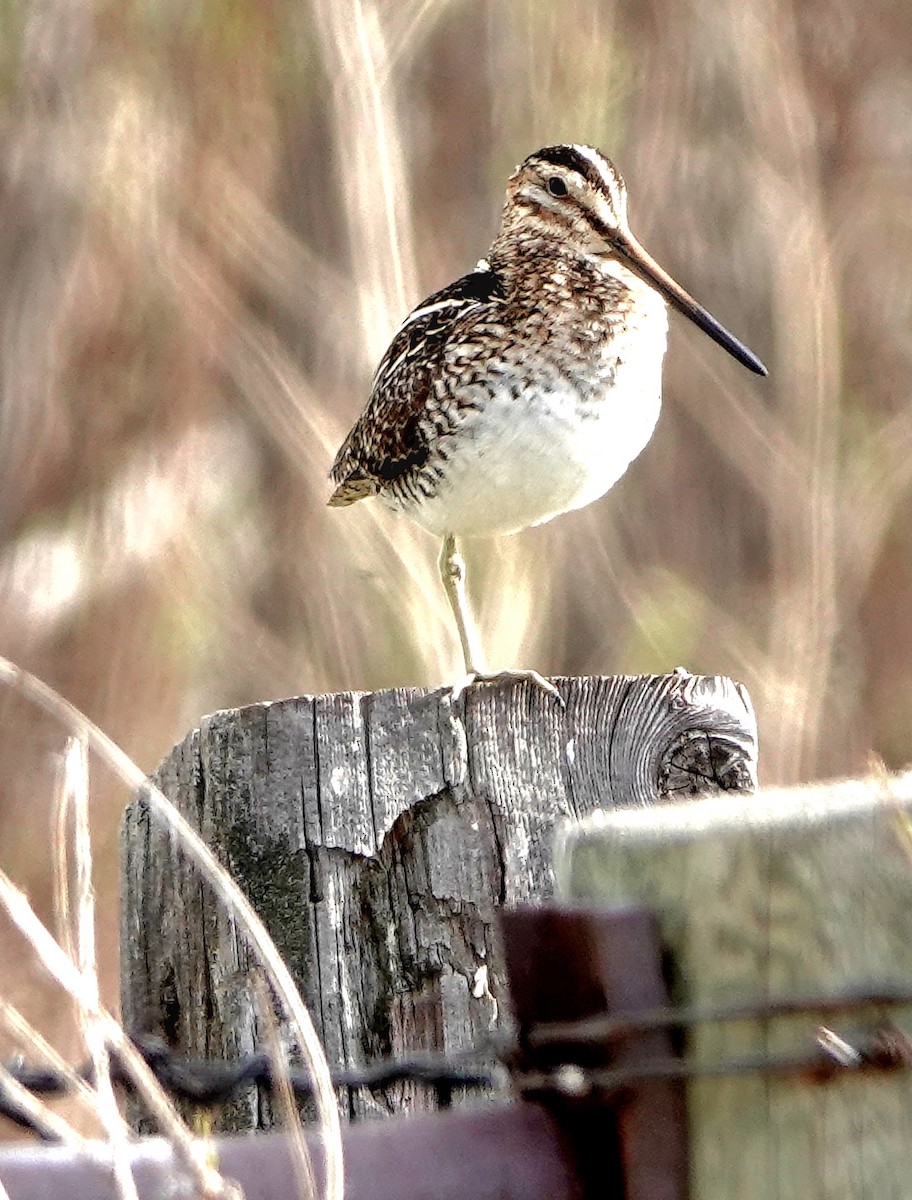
left=546, top=176, right=568, bottom=197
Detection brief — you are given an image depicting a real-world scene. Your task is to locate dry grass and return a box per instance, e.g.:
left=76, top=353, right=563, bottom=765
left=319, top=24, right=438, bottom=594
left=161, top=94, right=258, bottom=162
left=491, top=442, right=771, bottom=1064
left=0, top=0, right=910, bottom=1153
left=0, top=659, right=338, bottom=1197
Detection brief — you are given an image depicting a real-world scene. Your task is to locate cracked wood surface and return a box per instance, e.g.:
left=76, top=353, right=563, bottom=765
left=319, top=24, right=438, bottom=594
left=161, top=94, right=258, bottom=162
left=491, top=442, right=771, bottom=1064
left=120, top=672, right=757, bottom=1130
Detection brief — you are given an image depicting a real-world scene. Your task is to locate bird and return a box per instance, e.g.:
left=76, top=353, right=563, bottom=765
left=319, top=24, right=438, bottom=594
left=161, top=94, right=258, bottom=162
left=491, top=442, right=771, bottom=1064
left=328, top=143, right=766, bottom=696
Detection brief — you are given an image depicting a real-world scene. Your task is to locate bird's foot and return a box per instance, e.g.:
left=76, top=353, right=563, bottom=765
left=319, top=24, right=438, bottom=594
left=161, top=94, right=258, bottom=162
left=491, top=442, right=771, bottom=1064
left=450, top=668, right=564, bottom=706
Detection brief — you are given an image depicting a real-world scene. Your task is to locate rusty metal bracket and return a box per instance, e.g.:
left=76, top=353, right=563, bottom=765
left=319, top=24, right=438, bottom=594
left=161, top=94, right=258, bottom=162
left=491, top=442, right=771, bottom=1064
left=501, top=904, right=687, bottom=1200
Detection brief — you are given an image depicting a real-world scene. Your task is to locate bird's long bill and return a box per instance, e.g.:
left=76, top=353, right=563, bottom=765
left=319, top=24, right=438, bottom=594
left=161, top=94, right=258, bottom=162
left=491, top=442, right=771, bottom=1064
left=614, top=232, right=767, bottom=376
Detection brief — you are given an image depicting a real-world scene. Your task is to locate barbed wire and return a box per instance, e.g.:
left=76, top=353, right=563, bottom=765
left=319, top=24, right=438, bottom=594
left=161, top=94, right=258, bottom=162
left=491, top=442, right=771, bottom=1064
left=0, top=1032, right=506, bottom=1137
left=522, top=980, right=912, bottom=1052
left=514, top=1023, right=912, bottom=1100
left=2, top=982, right=911, bottom=1141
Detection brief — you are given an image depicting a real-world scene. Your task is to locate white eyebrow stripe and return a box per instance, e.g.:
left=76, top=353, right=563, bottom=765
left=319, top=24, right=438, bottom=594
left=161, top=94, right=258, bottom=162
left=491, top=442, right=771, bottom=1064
left=569, top=143, right=615, bottom=190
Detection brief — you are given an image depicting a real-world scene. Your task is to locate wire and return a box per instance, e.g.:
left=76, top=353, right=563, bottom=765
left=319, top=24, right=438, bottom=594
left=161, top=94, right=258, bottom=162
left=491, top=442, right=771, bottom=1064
left=3, top=982, right=911, bottom=1143
left=1, top=1033, right=505, bottom=1138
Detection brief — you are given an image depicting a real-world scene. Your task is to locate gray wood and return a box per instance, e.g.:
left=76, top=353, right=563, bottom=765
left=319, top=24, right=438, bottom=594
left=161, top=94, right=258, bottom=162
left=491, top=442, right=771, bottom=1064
left=120, top=672, right=756, bottom=1130
left=557, top=774, right=912, bottom=1200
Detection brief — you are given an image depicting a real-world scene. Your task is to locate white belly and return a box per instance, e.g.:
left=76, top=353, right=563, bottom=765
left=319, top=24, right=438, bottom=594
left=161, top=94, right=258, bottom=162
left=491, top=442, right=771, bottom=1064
left=387, top=321, right=667, bottom=538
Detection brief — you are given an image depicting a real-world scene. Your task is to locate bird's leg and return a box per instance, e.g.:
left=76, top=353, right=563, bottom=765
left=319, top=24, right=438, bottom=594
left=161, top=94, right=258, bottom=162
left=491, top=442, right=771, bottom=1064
left=439, top=533, right=487, bottom=676
left=438, top=534, right=563, bottom=704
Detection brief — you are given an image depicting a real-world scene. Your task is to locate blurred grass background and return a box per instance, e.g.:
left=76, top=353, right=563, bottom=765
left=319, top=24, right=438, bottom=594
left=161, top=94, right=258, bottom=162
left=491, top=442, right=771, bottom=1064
left=1, top=0, right=911, bottom=1123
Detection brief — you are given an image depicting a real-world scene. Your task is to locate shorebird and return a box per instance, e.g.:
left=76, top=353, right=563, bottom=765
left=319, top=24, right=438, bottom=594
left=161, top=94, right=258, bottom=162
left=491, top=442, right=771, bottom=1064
left=329, top=144, right=766, bottom=694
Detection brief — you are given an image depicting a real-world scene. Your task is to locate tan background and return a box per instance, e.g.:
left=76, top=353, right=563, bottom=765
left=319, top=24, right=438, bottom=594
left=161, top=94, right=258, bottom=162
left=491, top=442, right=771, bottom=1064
left=0, top=0, right=910, bottom=1120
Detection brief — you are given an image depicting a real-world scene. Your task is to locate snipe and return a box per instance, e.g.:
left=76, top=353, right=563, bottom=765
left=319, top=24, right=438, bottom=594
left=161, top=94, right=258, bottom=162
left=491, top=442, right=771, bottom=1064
left=329, top=144, right=766, bottom=696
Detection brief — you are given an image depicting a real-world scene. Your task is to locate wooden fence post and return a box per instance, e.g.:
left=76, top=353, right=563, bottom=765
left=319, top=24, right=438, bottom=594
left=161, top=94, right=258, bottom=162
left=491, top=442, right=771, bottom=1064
left=557, top=773, right=912, bottom=1199
left=120, top=672, right=757, bottom=1130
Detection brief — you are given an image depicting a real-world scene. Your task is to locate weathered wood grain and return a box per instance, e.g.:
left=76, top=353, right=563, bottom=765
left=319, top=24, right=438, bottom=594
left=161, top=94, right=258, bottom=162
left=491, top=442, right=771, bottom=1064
left=120, top=672, right=756, bottom=1129
left=558, top=773, right=912, bottom=1200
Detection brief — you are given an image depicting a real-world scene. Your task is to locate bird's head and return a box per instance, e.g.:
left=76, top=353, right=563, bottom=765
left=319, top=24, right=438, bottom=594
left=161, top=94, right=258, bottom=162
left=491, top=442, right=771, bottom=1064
left=500, top=143, right=767, bottom=376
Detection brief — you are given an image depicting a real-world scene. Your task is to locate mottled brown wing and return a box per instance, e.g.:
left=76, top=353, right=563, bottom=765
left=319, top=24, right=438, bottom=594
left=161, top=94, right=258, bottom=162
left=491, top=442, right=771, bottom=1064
left=328, top=264, right=505, bottom=506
